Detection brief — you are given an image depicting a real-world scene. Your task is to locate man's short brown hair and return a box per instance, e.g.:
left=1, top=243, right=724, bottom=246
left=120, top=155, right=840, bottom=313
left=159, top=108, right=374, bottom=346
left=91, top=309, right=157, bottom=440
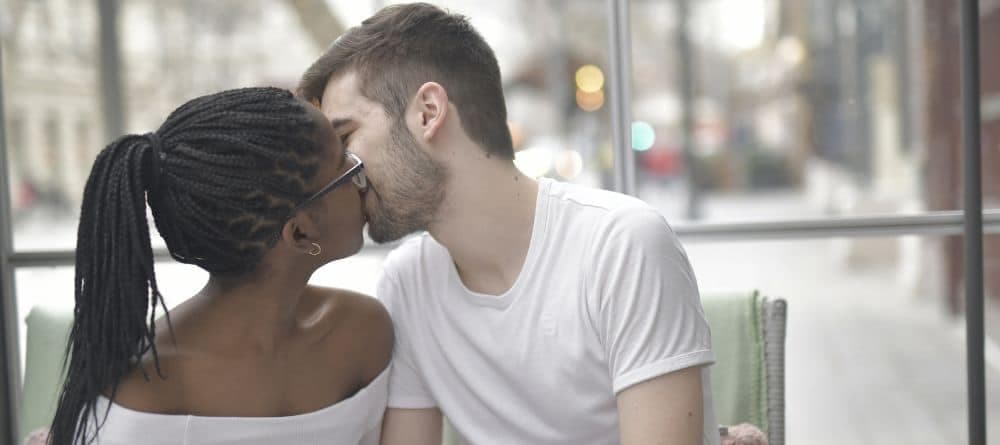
left=298, top=3, right=514, bottom=160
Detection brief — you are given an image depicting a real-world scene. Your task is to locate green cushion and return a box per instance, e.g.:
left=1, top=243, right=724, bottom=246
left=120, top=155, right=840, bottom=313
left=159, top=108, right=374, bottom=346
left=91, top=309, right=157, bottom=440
left=20, top=304, right=73, bottom=442
left=701, top=291, right=767, bottom=430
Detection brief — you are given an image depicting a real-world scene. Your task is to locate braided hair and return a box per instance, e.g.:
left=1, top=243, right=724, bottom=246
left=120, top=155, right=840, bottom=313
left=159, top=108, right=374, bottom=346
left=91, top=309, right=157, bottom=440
left=48, top=87, right=325, bottom=445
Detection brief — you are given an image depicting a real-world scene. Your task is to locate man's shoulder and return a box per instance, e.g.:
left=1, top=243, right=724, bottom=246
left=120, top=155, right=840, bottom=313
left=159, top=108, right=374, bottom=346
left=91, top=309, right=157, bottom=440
left=546, top=179, right=650, bottom=215
left=381, top=232, right=447, bottom=278
left=376, top=233, right=451, bottom=311
left=546, top=180, right=670, bottom=238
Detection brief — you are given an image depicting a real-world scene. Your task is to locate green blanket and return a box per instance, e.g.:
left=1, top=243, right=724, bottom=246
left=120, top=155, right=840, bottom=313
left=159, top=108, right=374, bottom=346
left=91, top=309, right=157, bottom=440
left=702, top=291, right=768, bottom=430
left=21, top=304, right=73, bottom=442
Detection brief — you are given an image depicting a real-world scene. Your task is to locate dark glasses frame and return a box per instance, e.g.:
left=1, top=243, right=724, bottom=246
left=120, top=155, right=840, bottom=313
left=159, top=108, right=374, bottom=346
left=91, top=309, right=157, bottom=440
left=269, top=152, right=366, bottom=244
left=288, top=151, right=366, bottom=215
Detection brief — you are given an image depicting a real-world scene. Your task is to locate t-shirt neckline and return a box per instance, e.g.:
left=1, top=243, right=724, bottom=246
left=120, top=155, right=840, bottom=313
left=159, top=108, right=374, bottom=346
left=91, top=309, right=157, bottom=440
left=447, top=178, right=552, bottom=308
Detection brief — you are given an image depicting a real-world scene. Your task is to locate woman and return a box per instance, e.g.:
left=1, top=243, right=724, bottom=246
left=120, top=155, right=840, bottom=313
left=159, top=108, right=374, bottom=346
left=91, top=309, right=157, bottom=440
left=46, top=87, right=392, bottom=445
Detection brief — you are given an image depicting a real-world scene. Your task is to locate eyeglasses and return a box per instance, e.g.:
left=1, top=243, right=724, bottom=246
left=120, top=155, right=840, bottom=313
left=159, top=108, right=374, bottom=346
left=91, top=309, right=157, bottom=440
left=269, top=152, right=366, bottom=244
left=288, top=151, right=367, bottom=215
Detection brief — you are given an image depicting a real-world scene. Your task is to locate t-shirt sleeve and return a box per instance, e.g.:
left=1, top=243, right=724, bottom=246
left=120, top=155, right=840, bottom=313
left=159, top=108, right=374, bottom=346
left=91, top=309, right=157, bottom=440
left=588, top=207, right=715, bottom=394
left=376, top=272, right=438, bottom=409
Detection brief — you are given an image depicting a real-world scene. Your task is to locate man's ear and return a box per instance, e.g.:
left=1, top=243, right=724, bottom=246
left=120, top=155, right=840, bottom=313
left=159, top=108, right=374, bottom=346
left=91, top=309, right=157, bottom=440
left=279, top=214, right=320, bottom=255
left=412, top=82, right=449, bottom=142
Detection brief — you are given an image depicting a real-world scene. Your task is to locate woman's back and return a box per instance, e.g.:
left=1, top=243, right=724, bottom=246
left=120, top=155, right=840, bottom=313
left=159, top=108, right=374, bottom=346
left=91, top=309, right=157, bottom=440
left=85, top=286, right=393, bottom=444
left=87, top=369, right=389, bottom=445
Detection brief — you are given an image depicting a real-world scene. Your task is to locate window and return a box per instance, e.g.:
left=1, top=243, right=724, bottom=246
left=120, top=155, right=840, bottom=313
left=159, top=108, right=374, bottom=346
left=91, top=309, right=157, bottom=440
left=0, top=1, right=994, bottom=443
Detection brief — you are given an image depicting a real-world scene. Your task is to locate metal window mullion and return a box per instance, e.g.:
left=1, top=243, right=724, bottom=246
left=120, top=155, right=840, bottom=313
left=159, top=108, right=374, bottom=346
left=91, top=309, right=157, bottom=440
left=672, top=209, right=1000, bottom=241
left=607, top=0, right=637, bottom=196
left=98, top=0, right=126, bottom=141
left=960, top=1, right=986, bottom=444
left=7, top=211, right=1000, bottom=269
left=676, top=0, right=702, bottom=219
left=0, top=44, right=23, bottom=445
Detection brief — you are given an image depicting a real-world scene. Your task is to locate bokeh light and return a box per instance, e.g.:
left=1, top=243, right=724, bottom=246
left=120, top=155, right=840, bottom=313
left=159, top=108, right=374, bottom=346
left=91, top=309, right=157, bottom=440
left=514, top=147, right=553, bottom=178
left=777, top=36, right=806, bottom=65
left=554, top=149, right=584, bottom=180
left=575, top=64, right=605, bottom=93
left=631, top=121, right=655, bottom=152
left=576, top=89, right=605, bottom=112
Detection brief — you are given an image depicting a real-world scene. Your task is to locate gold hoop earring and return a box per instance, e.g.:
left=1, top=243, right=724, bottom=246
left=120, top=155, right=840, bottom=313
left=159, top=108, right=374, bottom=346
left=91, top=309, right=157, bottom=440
left=308, top=242, right=322, bottom=256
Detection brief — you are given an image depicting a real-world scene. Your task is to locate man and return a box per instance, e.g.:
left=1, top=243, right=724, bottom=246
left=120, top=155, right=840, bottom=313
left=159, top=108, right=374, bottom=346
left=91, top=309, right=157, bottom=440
left=298, top=3, right=718, bottom=444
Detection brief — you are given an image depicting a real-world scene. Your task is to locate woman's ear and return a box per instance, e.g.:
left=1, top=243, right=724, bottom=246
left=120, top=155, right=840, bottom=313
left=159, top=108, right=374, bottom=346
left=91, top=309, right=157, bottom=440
left=279, top=214, right=320, bottom=255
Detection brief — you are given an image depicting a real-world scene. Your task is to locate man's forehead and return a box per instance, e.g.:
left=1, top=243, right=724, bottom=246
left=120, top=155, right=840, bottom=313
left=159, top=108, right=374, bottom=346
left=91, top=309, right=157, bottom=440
left=321, top=107, right=366, bottom=129
left=320, top=73, right=374, bottom=118
left=323, top=69, right=357, bottom=91
left=320, top=71, right=363, bottom=105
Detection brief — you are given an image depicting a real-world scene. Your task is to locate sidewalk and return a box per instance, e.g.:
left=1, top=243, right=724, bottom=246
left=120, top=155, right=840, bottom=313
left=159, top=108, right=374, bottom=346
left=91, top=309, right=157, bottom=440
left=686, top=237, right=1000, bottom=445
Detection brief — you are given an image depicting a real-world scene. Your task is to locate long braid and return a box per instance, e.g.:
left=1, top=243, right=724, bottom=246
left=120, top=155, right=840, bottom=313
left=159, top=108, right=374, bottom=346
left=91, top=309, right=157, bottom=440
left=49, top=87, right=324, bottom=444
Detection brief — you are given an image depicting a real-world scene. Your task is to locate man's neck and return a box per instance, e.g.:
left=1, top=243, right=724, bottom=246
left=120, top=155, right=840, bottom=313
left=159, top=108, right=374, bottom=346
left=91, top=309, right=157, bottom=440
left=428, top=160, right=539, bottom=295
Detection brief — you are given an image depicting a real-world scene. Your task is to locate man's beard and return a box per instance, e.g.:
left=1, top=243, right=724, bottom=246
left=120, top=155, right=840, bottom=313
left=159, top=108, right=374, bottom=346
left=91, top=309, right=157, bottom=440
left=366, top=121, right=447, bottom=243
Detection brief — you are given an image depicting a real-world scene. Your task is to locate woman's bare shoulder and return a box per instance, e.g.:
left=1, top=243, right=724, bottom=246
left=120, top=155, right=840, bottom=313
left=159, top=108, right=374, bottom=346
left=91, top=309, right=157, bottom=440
left=108, top=346, right=191, bottom=414
left=306, top=286, right=394, bottom=378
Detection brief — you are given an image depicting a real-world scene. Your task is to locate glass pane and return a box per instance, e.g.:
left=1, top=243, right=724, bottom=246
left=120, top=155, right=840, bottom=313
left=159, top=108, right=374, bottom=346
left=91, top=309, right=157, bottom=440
left=3, top=0, right=100, bottom=250
left=626, top=0, right=1000, bottom=223
left=682, top=235, right=1000, bottom=443
left=1, top=0, right=332, bottom=251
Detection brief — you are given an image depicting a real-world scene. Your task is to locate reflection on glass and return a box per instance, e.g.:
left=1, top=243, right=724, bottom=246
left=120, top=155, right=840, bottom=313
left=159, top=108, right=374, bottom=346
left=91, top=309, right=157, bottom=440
left=618, top=0, right=1000, bottom=224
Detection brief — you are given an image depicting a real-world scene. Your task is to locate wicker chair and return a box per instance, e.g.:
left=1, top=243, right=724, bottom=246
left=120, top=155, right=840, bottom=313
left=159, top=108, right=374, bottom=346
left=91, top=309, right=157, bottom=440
left=702, top=291, right=787, bottom=445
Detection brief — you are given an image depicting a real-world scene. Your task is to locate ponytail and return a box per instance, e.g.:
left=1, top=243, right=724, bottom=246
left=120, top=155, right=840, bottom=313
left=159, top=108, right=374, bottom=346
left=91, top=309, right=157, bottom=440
left=47, top=87, right=322, bottom=444
left=48, top=134, right=169, bottom=445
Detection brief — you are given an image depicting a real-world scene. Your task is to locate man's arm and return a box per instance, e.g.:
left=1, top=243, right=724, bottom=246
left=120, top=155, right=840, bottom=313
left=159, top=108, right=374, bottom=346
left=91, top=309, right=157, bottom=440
left=374, top=268, right=442, bottom=445
left=587, top=207, right=715, bottom=444
left=380, top=407, right=443, bottom=445
left=617, top=366, right=706, bottom=445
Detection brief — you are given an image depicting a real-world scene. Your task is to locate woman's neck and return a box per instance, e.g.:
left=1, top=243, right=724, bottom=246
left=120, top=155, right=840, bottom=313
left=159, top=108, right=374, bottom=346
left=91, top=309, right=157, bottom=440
left=190, top=269, right=312, bottom=353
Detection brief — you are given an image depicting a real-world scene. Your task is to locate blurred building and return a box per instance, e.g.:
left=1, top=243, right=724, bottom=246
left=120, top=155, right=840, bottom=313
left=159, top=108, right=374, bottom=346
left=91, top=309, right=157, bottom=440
left=2, top=0, right=102, bottom=215
left=923, top=0, right=1000, bottom=314
left=1, top=0, right=324, bottom=217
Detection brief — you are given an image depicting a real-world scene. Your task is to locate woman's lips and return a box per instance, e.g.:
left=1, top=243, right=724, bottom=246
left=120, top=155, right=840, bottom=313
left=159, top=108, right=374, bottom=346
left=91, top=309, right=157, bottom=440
left=361, top=185, right=375, bottom=223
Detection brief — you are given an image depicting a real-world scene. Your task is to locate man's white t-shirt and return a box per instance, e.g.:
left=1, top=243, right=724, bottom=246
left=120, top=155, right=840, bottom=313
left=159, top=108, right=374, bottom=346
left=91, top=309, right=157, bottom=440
left=377, top=178, right=718, bottom=444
